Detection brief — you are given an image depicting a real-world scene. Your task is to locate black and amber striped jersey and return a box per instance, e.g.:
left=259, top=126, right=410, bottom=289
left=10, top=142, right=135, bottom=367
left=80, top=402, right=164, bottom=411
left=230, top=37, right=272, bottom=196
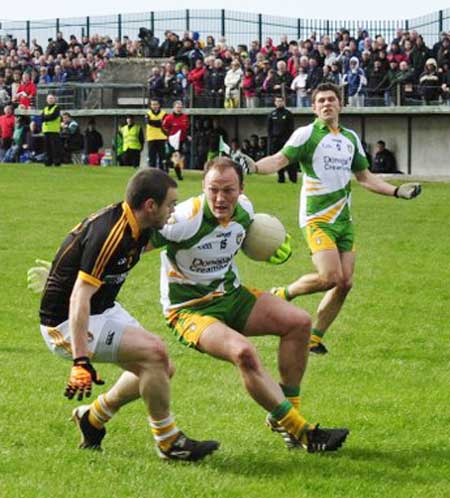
left=40, top=201, right=152, bottom=327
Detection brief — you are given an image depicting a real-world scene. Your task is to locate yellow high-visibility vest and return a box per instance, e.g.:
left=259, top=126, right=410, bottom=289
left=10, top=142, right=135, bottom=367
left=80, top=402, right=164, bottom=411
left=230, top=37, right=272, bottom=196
left=42, top=105, right=61, bottom=133
left=121, top=124, right=141, bottom=151
left=146, top=110, right=167, bottom=141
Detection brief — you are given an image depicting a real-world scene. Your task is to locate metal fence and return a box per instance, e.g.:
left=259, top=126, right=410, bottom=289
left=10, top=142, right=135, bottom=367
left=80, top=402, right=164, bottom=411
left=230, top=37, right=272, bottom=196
left=2, top=8, right=449, bottom=49
left=31, top=82, right=449, bottom=111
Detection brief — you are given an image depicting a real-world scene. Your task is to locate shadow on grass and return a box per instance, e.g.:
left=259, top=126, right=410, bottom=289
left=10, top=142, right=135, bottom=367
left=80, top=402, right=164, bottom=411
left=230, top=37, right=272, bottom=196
left=204, top=446, right=450, bottom=485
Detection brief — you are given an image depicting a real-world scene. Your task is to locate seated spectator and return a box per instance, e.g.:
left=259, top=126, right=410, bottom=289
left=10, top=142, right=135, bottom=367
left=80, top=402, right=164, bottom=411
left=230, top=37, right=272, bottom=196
left=343, top=57, right=367, bottom=106
left=371, top=140, right=402, bottom=174
left=60, top=112, right=83, bottom=163
left=4, top=115, right=28, bottom=162
left=248, top=133, right=260, bottom=160
left=38, top=67, right=52, bottom=85
left=22, top=120, right=45, bottom=162
left=419, top=58, right=442, bottom=104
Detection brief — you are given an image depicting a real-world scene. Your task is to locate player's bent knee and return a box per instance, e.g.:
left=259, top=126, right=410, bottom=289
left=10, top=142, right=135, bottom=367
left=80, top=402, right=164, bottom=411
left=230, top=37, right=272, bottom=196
left=235, top=343, right=260, bottom=372
left=318, top=272, right=341, bottom=290
left=337, top=278, right=353, bottom=294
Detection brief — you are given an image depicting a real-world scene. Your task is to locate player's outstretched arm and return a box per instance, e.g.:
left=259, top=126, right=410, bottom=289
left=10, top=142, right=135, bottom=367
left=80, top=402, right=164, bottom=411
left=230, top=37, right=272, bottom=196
left=255, top=151, right=290, bottom=175
left=236, top=151, right=289, bottom=175
left=354, top=170, right=421, bottom=199
left=27, top=259, right=51, bottom=293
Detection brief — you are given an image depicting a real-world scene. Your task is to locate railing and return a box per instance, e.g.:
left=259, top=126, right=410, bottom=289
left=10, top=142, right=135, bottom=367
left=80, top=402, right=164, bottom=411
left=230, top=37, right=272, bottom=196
left=32, top=81, right=449, bottom=111
left=0, top=9, right=418, bottom=48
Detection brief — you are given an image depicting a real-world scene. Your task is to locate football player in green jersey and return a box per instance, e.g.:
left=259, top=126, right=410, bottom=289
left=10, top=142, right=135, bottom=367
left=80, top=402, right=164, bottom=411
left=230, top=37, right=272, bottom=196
left=247, top=83, right=421, bottom=354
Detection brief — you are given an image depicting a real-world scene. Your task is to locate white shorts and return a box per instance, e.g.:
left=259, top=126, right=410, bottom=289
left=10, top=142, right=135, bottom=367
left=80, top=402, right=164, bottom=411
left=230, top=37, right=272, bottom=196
left=40, top=302, right=141, bottom=363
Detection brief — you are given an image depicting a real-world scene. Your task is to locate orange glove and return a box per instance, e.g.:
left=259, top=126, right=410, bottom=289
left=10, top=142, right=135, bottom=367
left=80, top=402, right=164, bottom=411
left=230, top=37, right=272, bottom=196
left=64, top=357, right=105, bottom=401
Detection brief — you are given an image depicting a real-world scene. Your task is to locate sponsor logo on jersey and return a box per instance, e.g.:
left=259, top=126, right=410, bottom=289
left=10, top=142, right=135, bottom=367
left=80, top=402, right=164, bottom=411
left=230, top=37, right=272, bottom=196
left=189, top=256, right=232, bottom=273
left=105, top=330, right=115, bottom=345
left=103, top=271, right=129, bottom=284
left=236, top=232, right=244, bottom=246
left=197, top=242, right=213, bottom=250
left=323, top=155, right=352, bottom=171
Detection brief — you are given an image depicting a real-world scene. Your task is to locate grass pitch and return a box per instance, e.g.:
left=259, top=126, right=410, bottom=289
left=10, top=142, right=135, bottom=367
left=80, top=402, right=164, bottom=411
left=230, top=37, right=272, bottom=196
left=1, top=164, right=450, bottom=498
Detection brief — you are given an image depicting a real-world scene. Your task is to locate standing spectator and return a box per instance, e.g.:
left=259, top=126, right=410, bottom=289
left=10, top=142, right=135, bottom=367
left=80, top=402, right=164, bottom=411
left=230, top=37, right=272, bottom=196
left=371, top=140, right=401, bottom=173
left=13, top=72, right=37, bottom=109
left=262, top=68, right=277, bottom=106
left=344, top=57, right=367, bottom=106
left=419, top=58, right=442, bottom=104
left=273, top=61, right=294, bottom=103
left=205, top=58, right=225, bottom=108
left=120, top=115, right=144, bottom=167
left=291, top=66, right=309, bottom=107
left=242, top=67, right=258, bottom=108
left=83, top=118, right=104, bottom=164
left=267, top=96, right=296, bottom=183
left=188, top=59, right=207, bottom=107
left=0, top=105, right=15, bottom=161
left=163, top=100, right=190, bottom=179
left=0, top=76, right=11, bottom=113
left=61, top=112, right=83, bottom=164
left=163, top=63, right=183, bottom=107
left=393, top=61, right=416, bottom=105
left=41, top=94, right=62, bottom=167
left=145, top=99, right=167, bottom=170
left=148, top=67, right=164, bottom=102
left=54, top=32, right=69, bottom=55
left=366, top=60, right=388, bottom=106
left=410, top=36, right=431, bottom=80
left=306, top=57, right=323, bottom=95
left=224, top=60, right=243, bottom=109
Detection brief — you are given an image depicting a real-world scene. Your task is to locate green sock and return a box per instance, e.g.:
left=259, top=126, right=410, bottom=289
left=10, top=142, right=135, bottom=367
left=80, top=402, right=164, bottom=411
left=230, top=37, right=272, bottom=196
left=284, top=286, right=292, bottom=301
left=280, top=384, right=301, bottom=411
left=270, top=400, right=293, bottom=421
left=311, top=328, right=325, bottom=343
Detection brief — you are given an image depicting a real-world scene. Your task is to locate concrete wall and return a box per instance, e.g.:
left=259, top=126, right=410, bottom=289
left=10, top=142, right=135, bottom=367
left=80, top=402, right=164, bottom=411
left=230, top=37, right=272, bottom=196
left=19, top=108, right=450, bottom=175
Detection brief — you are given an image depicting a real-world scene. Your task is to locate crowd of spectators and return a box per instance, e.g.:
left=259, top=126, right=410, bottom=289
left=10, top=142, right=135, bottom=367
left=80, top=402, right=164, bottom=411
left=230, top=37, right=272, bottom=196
left=1, top=26, right=450, bottom=113
left=0, top=103, right=104, bottom=164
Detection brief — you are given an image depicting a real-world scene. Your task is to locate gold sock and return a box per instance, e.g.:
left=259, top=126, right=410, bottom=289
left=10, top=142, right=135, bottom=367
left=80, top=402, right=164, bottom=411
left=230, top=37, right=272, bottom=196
left=287, top=395, right=301, bottom=411
left=149, top=415, right=180, bottom=452
left=88, top=394, right=116, bottom=430
left=278, top=407, right=313, bottom=440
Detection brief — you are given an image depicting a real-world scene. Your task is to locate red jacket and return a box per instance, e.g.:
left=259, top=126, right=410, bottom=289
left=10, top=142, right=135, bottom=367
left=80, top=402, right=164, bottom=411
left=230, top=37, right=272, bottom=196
left=0, top=114, right=15, bottom=139
left=163, top=112, right=189, bottom=142
left=16, top=81, right=37, bottom=108
left=188, top=67, right=206, bottom=95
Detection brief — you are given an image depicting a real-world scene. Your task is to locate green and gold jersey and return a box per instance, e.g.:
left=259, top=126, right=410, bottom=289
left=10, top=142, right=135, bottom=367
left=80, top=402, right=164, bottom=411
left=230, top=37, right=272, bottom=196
left=150, top=194, right=254, bottom=315
left=282, top=118, right=369, bottom=227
